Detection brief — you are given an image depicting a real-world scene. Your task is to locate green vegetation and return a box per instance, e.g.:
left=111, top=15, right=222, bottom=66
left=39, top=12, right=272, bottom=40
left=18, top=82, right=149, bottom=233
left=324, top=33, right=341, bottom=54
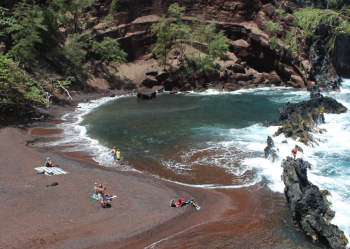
left=269, top=36, right=279, bottom=50
left=90, top=37, right=128, bottom=62
left=104, top=0, right=118, bottom=23
left=152, top=4, right=230, bottom=74
left=284, top=28, right=298, bottom=56
left=0, top=7, right=16, bottom=38
left=6, top=3, right=48, bottom=66
left=151, top=17, right=173, bottom=69
left=293, top=6, right=350, bottom=51
left=265, top=21, right=283, bottom=32
left=0, top=54, right=45, bottom=114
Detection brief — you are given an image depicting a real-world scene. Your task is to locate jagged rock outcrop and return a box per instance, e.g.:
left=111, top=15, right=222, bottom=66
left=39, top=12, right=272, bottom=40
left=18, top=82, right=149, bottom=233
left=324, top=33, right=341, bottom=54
left=264, top=136, right=279, bottom=162
left=264, top=97, right=347, bottom=145
left=309, top=37, right=341, bottom=91
left=282, top=157, right=348, bottom=248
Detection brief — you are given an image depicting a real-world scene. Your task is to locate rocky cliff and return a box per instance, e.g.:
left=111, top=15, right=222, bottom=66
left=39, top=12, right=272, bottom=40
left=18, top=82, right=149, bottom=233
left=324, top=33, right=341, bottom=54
left=282, top=157, right=348, bottom=248
left=74, top=0, right=342, bottom=92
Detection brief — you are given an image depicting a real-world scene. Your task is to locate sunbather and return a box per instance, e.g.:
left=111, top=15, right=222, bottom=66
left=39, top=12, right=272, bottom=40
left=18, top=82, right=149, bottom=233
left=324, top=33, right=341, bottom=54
left=45, top=158, right=54, bottom=167
left=190, top=198, right=198, bottom=208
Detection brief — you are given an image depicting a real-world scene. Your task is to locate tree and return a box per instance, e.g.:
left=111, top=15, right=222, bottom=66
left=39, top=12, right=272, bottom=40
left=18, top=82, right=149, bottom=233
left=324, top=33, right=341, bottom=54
left=0, top=53, right=45, bottom=114
left=6, top=2, right=48, bottom=66
left=151, top=17, right=174, bottom=70
left=293, top=6, right=350, bottom=52
left=0, top=7, right=16, bottom=38
left=191, top=18, right=230, bottom=72
left=90, top=37, right=128, bottom=62
left=52, top=0, right=94, bottom=34
left=169, top=3, right=190, bottom=67
left=54, top=35, right=86, bottom=82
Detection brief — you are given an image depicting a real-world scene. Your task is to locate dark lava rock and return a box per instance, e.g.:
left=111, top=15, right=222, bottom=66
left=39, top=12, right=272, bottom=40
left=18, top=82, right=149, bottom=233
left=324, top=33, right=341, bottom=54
left=309, top=37, right=341, bottom=90
left=109, top=93, right=115, bottom=97
left=140, top=76, right=158, bottom=88
left=264, top=97, right=347, bottom=145
left=145, top=70, right=158, bottom=76
left=224, top=83, right=240, bottom=91
left=264, top=136, right=279, bottom=162
left=156, top=72, right=169, bottom=83
left=204, top=69, right=220, bottom=82
left=180, top=83, right=192, bottom=92
left=282, top=157, right=348, bottom=248
left=137, top=88, right=156, bottom=99
left=51, top=181, right=58, bottom=186
left=268, top=70, right=282, bottom=85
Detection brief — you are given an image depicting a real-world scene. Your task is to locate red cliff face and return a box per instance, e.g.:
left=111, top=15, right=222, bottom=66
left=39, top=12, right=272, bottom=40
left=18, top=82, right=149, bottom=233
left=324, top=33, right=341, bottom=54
left=88, top=0, right=311, bottom=89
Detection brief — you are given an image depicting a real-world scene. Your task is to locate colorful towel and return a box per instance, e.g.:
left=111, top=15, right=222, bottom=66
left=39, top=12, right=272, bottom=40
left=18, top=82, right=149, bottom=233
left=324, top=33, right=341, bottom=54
left=34, top=166, right=69, bottom=176
left=91, top=194, right=117, bottom=200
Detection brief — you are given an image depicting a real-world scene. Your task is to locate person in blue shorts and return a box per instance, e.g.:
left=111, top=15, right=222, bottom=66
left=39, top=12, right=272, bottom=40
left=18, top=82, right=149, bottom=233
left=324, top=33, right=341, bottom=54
left=112, top=147, right=117, bottom=164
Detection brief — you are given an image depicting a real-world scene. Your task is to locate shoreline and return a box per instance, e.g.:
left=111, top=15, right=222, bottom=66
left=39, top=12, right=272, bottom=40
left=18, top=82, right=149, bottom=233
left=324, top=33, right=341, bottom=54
left=1, top=87, right=345, bottom=248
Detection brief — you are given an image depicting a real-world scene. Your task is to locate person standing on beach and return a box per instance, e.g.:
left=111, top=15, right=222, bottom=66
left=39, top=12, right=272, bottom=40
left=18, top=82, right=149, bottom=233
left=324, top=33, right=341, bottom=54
left=116, top=149, right=121, bottom=164
left=112, top=147, right=117, bottom=164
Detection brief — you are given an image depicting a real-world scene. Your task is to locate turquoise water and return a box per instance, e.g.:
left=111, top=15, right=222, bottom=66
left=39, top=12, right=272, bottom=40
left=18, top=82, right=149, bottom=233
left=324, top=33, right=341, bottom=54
left=80, top=88, right=308, bottom=183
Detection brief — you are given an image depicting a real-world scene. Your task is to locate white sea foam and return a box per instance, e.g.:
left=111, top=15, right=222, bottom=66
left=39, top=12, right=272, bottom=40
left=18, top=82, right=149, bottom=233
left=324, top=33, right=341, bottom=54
left=46, top=94, right=138, bottom=172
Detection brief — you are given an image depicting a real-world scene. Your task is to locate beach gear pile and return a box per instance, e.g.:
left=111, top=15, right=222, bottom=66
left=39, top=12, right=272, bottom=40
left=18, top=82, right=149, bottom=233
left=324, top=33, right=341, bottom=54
left=35, top=166, right=69, bottom=176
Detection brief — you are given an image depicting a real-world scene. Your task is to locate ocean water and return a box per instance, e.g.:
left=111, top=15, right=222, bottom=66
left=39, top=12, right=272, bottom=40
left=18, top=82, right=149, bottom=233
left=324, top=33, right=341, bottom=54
left=52, top=82, right=350, bottom=247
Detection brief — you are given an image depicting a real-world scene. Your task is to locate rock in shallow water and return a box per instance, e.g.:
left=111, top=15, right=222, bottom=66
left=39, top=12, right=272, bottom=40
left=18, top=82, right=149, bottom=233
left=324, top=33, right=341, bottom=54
left=137, top=88, right=156, bottom=99
left=282, top=157, right=348, bottom=249
left=264, top=136, right=279, bottom=162
left=264, top=97, right=347, bottom=145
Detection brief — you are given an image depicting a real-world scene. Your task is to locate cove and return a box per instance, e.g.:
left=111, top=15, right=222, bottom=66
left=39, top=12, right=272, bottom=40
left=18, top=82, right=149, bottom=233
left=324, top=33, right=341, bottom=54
left=79, top=88, right=308, bottom=186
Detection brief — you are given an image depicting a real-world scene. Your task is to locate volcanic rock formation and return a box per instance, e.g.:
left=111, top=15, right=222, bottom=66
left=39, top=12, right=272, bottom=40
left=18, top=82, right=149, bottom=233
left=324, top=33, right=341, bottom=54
left=282, top=157, right=348, bottom=248
left=264, top=97, right=347, bottom=145
left=264, top=136, right=279, bottom=162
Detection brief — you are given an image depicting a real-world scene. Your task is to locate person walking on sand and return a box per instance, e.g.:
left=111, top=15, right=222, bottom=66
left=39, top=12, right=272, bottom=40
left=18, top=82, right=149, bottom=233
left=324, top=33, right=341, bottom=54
left=116, top=149, right=121, bottom=164
left=112, top=147, right=117, bottom=164
left=291, top=145, right=298, bottom=160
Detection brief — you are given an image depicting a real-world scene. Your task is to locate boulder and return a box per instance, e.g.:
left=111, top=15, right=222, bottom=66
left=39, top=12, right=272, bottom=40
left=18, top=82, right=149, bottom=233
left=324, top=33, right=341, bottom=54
left=268, top=70, right=282, bottom=85
left=51, top=181, right=58, bottom=186
left=145, top=70, right=158, bottom=76
left=180, top=83, right=192, bottom=92
left=282, top=157, right=348, bottom=248
left=224, top=83, right=241, bottom=91
left=140, top=76, right=158, bottom=88
left=263, top=4, right=276, bottom=17
left=137, top=88, right=156, bottom=99
left=156, top=72, right=169, bottom=83
left=204, top=70, right=220, bottom=82
left=227, top=64, right=245, bottom=73
left=152, top=85, right=164, bottom=92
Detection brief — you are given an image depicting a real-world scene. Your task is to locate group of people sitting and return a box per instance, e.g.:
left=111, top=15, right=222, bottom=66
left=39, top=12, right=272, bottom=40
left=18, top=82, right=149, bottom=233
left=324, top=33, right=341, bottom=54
left=94, top=183, right=110, bottom=208
left=170, top=198, right=198, bottom=208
